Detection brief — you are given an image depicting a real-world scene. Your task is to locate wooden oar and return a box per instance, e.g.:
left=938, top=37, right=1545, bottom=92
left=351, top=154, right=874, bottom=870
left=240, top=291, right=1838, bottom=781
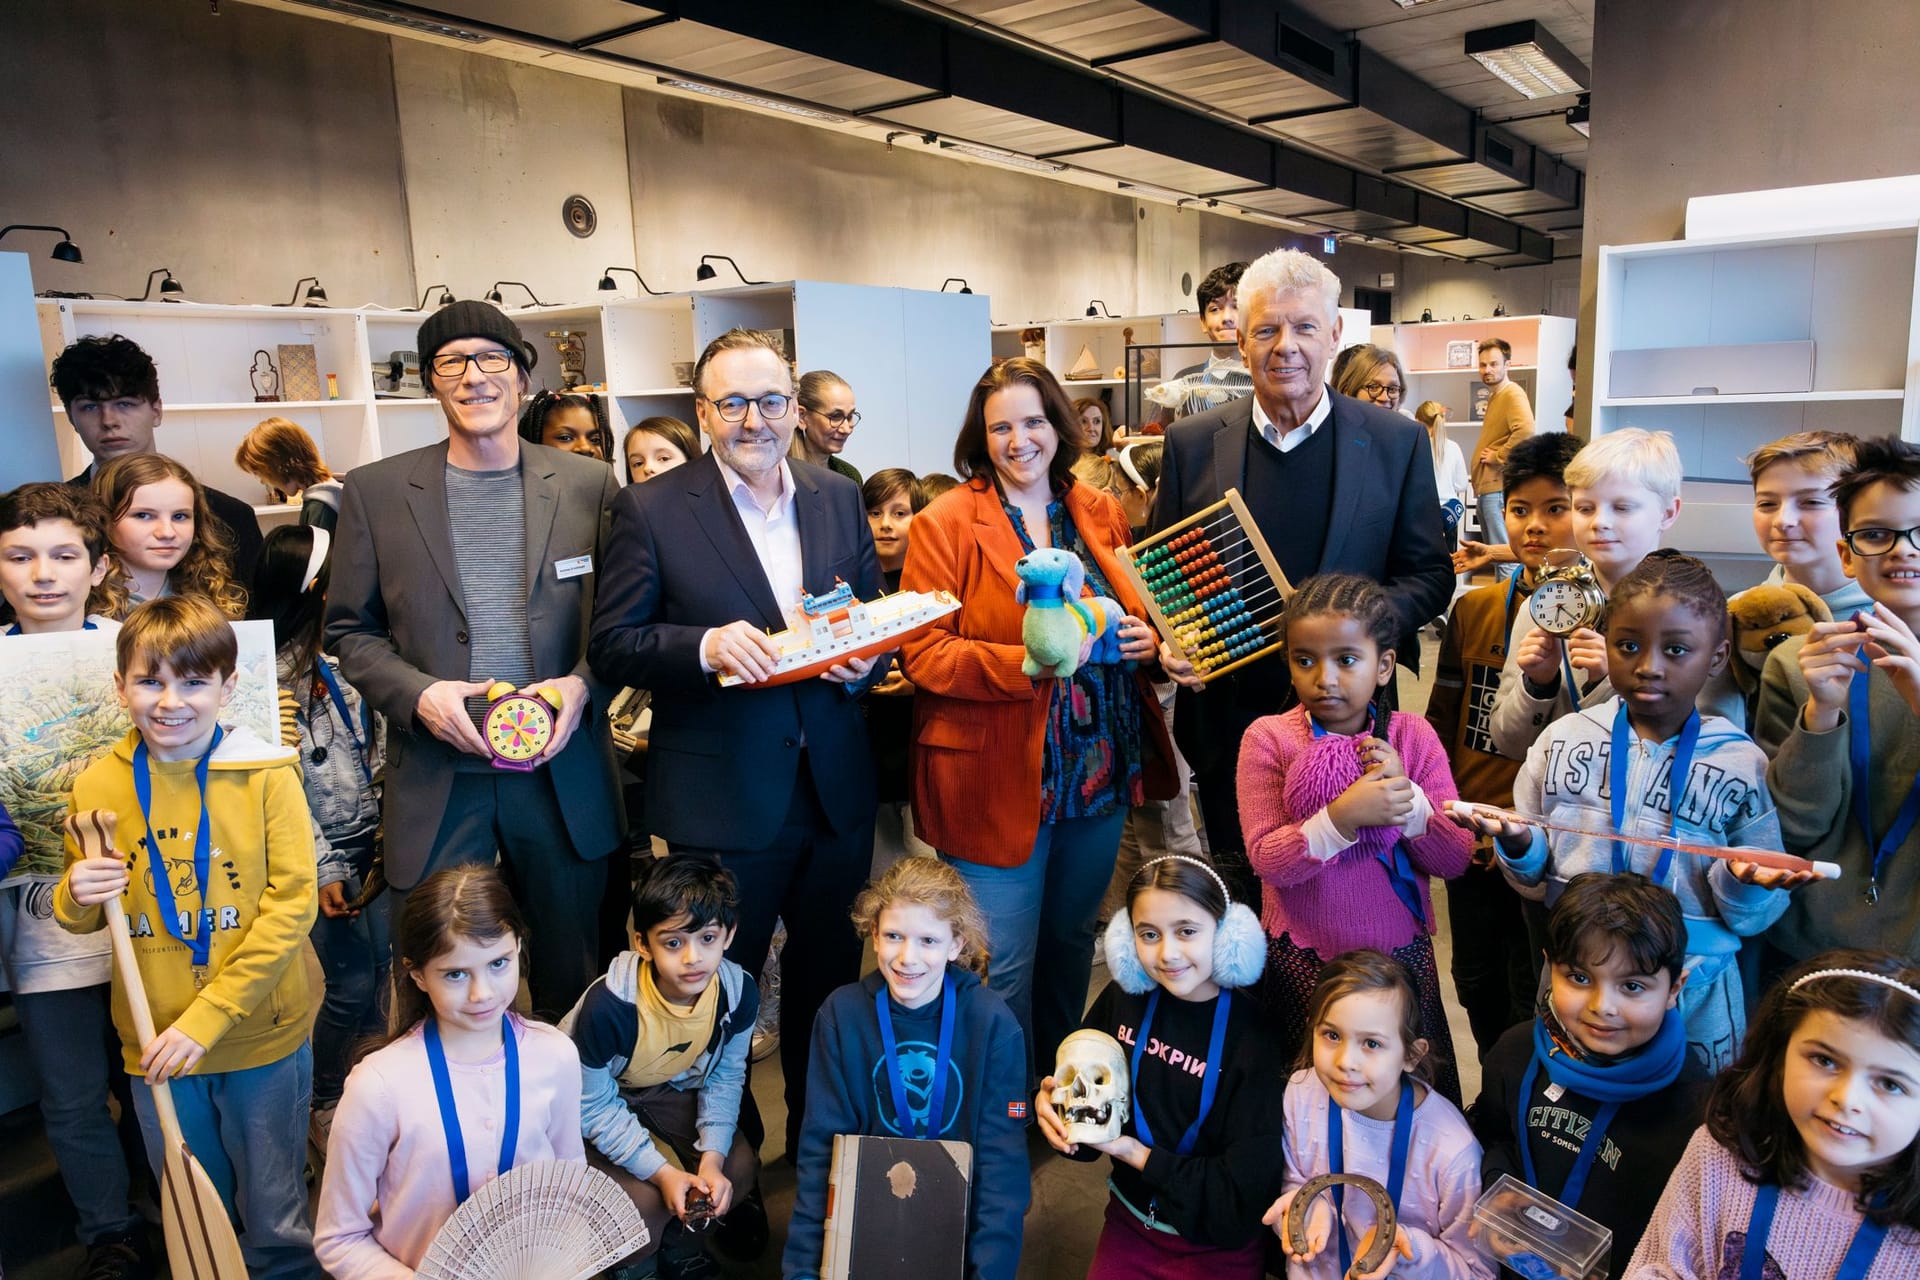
left=1442, top=799, right=1843, bottom=880
left=66, top=809, right=249, bottom=1279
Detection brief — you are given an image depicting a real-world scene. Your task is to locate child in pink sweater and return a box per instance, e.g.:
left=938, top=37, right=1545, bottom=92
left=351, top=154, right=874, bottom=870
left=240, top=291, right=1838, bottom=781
left=1625, top=950, right=1920, bottom=1279
left=315, top=867, right=584, bottom=1279
left=1238, top=574, right=1474, bottom=1103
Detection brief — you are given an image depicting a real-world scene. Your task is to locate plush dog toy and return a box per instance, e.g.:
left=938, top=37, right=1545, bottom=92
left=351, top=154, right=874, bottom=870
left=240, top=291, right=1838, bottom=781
left=1015, top=547, right=1124, bottom=679
left=1726, top=581, right=1830, bottom=695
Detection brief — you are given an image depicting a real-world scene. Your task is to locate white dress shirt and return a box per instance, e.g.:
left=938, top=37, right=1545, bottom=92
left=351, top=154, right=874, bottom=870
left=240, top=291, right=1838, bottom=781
left=1251, top=386, right=1334, bottom=453
left=699, top=456, right=804, bottom=672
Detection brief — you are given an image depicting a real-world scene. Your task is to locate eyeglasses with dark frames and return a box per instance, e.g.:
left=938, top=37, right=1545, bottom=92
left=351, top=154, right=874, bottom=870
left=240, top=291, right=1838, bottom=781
left=1842, top=525, right=1920, bottom=557
left=806, top=408, right=862, bottom=428
left=429, top=349, right=516, bottom=378
left=701, top=392, right=793, bottom=423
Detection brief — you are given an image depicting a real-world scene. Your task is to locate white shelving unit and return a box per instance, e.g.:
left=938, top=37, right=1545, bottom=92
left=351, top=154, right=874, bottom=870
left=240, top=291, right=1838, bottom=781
left=38, top=283, right=991, bottom=499
left=1374, top=315, right=1577, bottom=466
left=1592, top=220, right=1920, bottom=570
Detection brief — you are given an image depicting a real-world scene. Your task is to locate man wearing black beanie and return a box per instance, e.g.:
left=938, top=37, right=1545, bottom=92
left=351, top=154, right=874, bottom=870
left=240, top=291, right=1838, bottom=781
left=325, top=299, right=623, bottom=1016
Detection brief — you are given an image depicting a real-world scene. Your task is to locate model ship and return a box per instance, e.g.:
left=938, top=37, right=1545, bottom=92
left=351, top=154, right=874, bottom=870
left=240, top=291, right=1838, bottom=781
left=716, top=580, right=961, bottom=687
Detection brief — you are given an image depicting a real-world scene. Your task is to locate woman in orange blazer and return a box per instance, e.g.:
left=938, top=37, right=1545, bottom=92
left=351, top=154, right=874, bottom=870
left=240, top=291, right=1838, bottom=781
left=901, top=358, right=1175, bottom=1080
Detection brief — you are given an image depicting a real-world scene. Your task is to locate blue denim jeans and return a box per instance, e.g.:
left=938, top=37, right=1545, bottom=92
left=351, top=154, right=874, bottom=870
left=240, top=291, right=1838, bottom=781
left=310, top=855, right=390, bottom=1105
left=942, top=811, right=1125, bottom=1084
left=1477, top=491, right=1516, bottom=578
left=131, top=1043, right=322, bottom=1279
left=14, top=981, right=142, bottom=1243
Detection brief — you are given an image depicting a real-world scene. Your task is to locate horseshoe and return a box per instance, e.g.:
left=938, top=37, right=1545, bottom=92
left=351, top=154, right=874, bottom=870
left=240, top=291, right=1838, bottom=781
left=1286, top=1172, right=1397, bottom=1277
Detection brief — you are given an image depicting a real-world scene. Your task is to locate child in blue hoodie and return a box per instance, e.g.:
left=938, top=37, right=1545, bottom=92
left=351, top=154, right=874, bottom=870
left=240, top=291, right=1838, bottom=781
left=1460, top=551, right=1813, bottom=1072
left=784, top=857, right=1030, bottom=1280
left=565, top=857, right=763, bottom=1278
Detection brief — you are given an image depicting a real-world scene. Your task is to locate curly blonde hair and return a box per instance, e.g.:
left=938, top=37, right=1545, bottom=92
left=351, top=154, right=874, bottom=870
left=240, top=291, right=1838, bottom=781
left=851, top=858, right=991, bottom=978
left=94, top=453, right=248, bottom=619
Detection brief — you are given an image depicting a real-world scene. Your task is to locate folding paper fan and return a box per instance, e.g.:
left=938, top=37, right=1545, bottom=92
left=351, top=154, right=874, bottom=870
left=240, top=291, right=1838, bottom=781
left=415, top=1160, right=649, bottom=1280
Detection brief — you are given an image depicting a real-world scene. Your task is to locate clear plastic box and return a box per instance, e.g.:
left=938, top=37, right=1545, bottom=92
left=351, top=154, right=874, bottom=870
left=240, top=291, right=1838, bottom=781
left=1472, top=1174, right=1613, bottom=1280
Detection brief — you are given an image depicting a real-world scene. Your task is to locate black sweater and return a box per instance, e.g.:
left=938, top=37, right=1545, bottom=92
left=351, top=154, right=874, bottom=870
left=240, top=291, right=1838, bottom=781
left=1068, top=982, right=1287, bottom=1249
left=1469, top=1020, right=1711, bottom=1275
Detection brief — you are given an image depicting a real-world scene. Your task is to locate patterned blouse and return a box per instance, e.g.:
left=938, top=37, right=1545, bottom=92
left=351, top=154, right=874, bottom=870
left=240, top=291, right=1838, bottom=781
left=1002, top=495, right=1145, bottom=822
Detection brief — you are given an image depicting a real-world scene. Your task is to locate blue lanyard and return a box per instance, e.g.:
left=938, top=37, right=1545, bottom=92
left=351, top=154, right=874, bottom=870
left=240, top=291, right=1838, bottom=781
left=1848, top=661, right=1920, bottom=905
left=132, top=726, right=223, bottom=981
left=314, top=660, right=375, bottom=787
left=1515, top=1056, right=1622, bottom=1210
left=1740, top=1183, right=1886, bottom=1280
left=1128, top=989, right=1231, bottom=1156
left=4, top=621, right=97, bottom=635
left=1327, top=1077, right=1414, bottom=1278
left=1608, top=704, right=1701, bottom=887
left=423, top=1016, right=520, bottom=1204
left=1310, top=714, right=1427, bottom=926
left=875, top=975, right=955, bottom=1139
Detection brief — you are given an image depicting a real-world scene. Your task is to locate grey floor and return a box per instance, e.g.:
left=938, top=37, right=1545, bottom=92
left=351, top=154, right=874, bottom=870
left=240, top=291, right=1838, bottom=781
left=0, top=632, right=1482, bottom=1279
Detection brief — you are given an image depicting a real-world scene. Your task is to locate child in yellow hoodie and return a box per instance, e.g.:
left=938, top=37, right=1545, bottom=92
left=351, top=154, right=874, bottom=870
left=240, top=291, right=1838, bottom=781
left=57, top=595, right=322, bottom=1279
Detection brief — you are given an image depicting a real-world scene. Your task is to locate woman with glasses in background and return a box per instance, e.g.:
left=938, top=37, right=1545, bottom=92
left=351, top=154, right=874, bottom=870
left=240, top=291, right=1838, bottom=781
left=1334, top=343, right=1409, bottom=415
left=789, top=369, right=864, bottom=483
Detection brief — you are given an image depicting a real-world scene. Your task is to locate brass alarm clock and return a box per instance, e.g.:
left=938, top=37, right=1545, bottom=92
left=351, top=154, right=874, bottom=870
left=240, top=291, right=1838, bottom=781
left=480, top=681, right=562, bottom=772
left=1527, top=549, right=1607, bottom=637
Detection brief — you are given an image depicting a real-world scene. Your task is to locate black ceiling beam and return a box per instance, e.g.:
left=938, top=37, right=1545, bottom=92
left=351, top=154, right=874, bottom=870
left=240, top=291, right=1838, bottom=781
left=945, top=28, right=1119, bottom=143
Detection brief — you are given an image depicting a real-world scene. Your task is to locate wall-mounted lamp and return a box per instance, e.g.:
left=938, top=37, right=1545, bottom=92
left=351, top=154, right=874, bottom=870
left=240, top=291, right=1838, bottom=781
left=940, top=278, right=974, bottom=294
left=0, top=224, right=83, bottom=263
left=137, top=268, right=184, bottom=302
left=414, top=283, right=454, bottom=310
left=695, top=255, right=762, bottom=285
left=485, top=281, right=548, bottom=307
left=1085, top=300, right=1116, bottom=318
left=598, top=267, right=666, bottom=296
left=283, top=277, right=328, bottom=307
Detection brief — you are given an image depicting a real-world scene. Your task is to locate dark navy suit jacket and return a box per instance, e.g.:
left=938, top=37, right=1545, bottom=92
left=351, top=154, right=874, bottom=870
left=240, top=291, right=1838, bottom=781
left=1150, top=391, right=1454, bottom=772
left=588, top=452, right=883, bottom=851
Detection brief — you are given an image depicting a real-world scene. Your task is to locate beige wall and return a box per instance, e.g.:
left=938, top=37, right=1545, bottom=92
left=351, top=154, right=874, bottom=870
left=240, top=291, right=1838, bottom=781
left=1577, top=0, right=1920, bottom=429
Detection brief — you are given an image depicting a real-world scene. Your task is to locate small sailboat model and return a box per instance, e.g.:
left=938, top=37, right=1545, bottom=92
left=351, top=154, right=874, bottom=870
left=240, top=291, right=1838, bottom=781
left=717, top=580, right=961, bottom=687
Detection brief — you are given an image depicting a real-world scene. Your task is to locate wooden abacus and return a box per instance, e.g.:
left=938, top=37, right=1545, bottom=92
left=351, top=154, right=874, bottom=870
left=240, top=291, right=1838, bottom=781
left=1115, top=488, right=1293, bottom=683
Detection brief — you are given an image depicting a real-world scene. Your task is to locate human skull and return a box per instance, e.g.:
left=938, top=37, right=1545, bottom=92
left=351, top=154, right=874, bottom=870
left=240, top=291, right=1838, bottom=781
left=1052, top=1029, right=1129, bottom=1145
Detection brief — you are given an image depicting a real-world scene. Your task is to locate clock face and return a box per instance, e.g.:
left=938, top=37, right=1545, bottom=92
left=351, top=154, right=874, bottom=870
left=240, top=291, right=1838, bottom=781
left=484, top=695, right=554, bottom=763
left=1528, top=579, right=1591, bottom=636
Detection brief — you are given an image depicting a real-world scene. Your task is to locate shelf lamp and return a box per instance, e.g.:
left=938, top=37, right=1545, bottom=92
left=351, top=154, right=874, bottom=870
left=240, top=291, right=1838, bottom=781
left=137, top=268, right=185, bottom=302
left=695, top=255, right=762, bottom=285
left=1085, top=300, right=1116, bottom=318
left=1464, top=20, right=1589, bottom=100
left=284, top=276, right=328, bottom=307
left=485, top=281, right=548, bottom=307
left=0, top=224, right=83, bottom=263
left=414, top=283, right=455, bottom=310
left=598, top=267, right=666, bottom=296
left=940, top=278, right=974, bottom=294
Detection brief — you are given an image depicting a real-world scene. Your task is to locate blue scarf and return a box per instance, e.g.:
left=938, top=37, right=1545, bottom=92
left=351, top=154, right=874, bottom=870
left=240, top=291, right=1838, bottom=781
left=1530, top=1005, right=1688, bottom=1101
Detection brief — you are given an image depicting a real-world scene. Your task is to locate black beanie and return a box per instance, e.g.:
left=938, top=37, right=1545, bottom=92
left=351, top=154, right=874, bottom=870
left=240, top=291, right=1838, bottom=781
left=417, top=300, right=537, bottom=387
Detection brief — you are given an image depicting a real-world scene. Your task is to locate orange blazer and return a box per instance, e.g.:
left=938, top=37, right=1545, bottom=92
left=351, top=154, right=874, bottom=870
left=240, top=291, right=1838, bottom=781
left=900, top=477, right=1176, bottom=865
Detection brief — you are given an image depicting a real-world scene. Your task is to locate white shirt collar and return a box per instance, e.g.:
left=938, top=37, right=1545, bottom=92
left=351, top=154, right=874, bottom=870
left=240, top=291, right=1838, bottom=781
left=1251, top=386, right=1334, bottom=453
left=712, top=454, right=796, bottom=517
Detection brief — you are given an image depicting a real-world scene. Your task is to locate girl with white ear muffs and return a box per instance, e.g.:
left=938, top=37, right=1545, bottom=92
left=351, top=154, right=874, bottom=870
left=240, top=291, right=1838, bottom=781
left=1033, top=855, right=1285, bottom=1278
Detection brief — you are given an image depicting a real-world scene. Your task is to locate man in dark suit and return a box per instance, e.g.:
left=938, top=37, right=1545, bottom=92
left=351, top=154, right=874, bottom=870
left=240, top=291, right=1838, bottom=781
left=325, top=301, right=623, bottom=1017
left=589, top=328, right=884, bottom=1156
left=1152, top=248, right=1453, bottom=895
left=50, top=334, right=265, bottom=582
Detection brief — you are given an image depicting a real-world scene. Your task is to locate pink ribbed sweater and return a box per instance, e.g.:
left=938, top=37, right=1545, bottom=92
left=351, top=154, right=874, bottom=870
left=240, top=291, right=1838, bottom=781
left=1625, top=1127, right=1920, bottom=1278
left=1237, top=706, right=1472, bottom=954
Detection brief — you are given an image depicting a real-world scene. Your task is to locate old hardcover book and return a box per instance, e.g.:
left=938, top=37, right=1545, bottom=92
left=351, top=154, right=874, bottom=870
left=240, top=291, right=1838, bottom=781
left=822, top=1135, right=971, bottom=1280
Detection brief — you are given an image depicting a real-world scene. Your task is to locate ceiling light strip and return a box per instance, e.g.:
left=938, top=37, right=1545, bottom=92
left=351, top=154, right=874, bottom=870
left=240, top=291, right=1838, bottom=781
left=657, top=78, right=849, bottom=124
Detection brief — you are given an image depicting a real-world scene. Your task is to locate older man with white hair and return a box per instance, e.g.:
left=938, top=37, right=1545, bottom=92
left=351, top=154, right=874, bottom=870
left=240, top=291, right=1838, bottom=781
left=1150, top=247, right=1453, bottom=897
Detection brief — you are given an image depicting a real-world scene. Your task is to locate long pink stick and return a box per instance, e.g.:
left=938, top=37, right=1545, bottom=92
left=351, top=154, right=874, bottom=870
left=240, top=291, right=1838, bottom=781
left=1443, top=800, right=1843, bottom=880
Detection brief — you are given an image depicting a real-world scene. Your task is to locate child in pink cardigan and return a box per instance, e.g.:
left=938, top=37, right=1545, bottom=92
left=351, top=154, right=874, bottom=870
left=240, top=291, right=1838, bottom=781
left=1238, top=574, right=1474, bottom=1103
left=1625, top=951, right=1920, bottom=1279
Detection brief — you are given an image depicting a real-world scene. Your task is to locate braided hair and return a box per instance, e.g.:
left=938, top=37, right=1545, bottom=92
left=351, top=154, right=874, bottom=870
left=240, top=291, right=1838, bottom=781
left=1282, top=571, right=1400, bottom=735
left=1604, top=547, right=1727, bottom=635
left=517, top=389, right=613, bottom=460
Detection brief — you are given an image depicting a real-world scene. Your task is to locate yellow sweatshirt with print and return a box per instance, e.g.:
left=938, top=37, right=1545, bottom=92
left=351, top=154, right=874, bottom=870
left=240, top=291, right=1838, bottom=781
left=55, top=727, right=317, bottom=1076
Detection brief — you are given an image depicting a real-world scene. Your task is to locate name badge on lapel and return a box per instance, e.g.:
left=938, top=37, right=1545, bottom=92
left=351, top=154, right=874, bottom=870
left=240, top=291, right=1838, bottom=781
left=554, top=554, right=593, bottom=581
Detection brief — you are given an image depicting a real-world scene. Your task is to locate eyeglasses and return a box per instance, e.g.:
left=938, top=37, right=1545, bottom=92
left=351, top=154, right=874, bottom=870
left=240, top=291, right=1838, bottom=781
left=702, top=393, right=793, bottom=423
left=1842, top=525, right=1920, bottom=556
left=1360, top=382, right=1403, bottom=402
left=429, top=349, right=516, bottom=378
left=806, top=408, right=861, bottom=428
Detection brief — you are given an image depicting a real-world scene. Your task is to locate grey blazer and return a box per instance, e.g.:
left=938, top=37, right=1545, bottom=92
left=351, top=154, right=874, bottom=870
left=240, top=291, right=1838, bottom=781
left=324, top=439, right=624, bottom=888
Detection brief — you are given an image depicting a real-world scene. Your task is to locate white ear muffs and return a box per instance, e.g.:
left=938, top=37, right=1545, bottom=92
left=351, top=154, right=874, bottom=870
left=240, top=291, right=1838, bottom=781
left=1104, top=911, right=1155, bottom=995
